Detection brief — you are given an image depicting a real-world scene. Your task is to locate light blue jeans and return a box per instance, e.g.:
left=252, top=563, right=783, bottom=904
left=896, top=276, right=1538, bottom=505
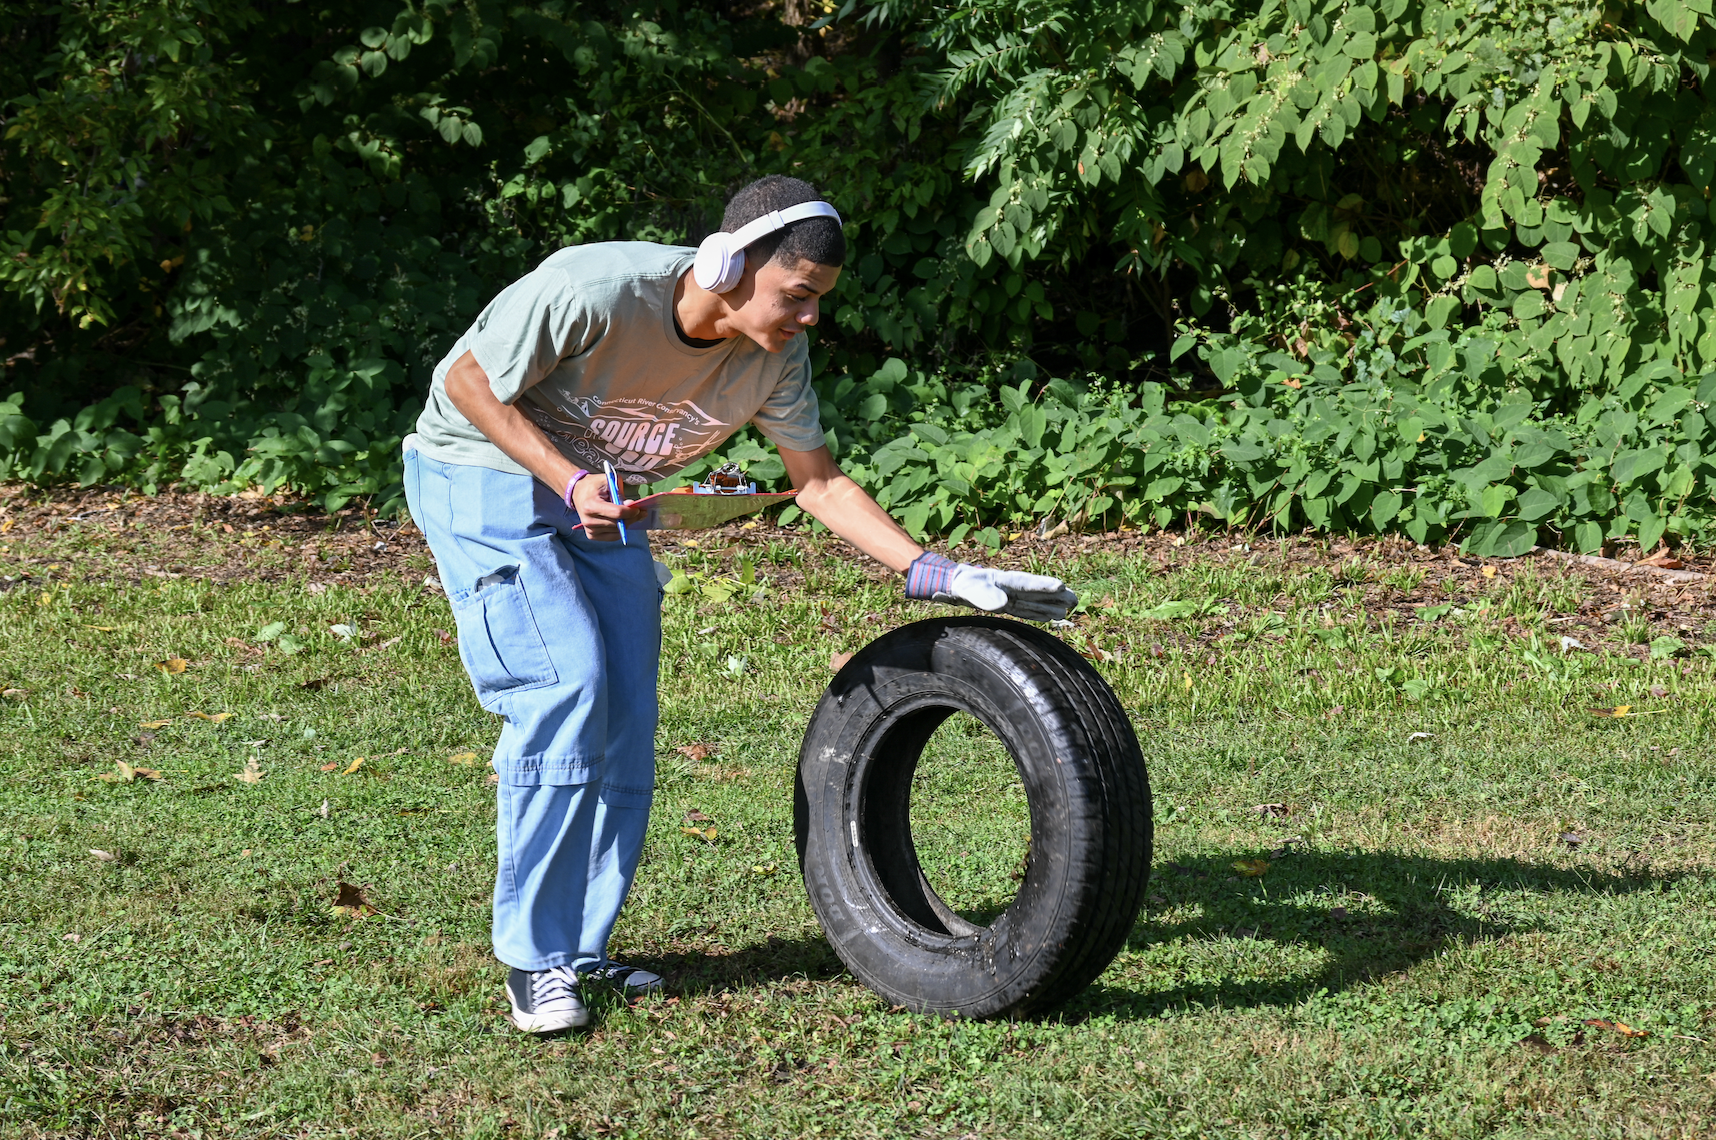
left=403, top=448, right=659, bottom=973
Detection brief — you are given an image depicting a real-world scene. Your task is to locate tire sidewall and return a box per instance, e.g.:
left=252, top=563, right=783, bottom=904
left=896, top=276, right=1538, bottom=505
left=798, top=624, right=1103, bottom=1017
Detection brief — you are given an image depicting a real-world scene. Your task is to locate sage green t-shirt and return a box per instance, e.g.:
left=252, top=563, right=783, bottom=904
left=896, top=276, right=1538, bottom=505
left=406, top=242, right=825, bottom=485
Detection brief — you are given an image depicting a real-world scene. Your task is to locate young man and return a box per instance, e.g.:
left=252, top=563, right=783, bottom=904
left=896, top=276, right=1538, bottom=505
left=402, top=175, right=1077, bottom=1033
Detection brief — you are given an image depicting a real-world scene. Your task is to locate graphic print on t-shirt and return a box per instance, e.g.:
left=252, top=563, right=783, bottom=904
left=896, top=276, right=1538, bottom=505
left=519, top=394, right=731, bottom=483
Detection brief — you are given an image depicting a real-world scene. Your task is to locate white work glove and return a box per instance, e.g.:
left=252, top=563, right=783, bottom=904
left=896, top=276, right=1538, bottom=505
left=904, top=552, right=1078, bottom=622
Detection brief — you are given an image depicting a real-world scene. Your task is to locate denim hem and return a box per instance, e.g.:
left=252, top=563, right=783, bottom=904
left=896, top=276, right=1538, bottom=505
left=494, top=949, right=605, bottom=973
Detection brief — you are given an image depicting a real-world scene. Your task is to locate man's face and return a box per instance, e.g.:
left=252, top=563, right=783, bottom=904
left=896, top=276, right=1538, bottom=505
left=727, top=256, right=842, bottom=353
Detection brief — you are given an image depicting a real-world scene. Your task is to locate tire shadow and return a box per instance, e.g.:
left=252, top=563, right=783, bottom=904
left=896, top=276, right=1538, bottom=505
left=644, top=933, right=848, bottom=997
left=1067, top=850, right=1672, bottom=1022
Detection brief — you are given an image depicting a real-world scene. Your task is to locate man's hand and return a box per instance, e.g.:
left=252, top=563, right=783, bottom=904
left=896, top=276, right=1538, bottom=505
left=905, top=552, right=1078, bottom=622
left=571, top=470, right=643, bottom=542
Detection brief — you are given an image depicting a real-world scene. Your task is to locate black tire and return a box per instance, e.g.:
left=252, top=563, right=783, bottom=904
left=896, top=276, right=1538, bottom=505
left=794, top=616, right=1152, bottom=1018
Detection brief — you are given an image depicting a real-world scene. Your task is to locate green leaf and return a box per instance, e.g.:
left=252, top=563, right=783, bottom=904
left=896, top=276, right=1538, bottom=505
left=1370, top=490, right=1403, bottom=527
left=1612, top=448, right=1667, bottom=484
left=1426, top=295, right=1461, bottom=329
left=1541, top=241, right=1580, bottom=270
left=1637, top=512, right=1667, bottom=554
left=1515, top=488, right=1559, bottom=520
left=1650, top=635, right=1687, bottom=659
left=1463, top=520, right=1535, bottom=557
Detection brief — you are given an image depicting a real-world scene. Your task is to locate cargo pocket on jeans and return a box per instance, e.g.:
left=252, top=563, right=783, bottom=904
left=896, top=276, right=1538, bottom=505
left=451, top=566, right=558, bottom=709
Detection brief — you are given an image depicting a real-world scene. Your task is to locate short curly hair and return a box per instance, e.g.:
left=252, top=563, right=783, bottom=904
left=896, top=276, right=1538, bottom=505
left=720, top=175, right=846, bottom=268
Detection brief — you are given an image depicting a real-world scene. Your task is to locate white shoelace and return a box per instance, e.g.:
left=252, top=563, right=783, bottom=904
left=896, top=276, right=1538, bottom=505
left=532, top=966, right=582, bottom=1012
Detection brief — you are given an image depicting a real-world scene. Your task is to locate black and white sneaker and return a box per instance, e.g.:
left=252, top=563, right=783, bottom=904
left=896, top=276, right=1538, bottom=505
left=586, top=961, right=665, bottom=996
left=505, top=965, right=590, bottom=1033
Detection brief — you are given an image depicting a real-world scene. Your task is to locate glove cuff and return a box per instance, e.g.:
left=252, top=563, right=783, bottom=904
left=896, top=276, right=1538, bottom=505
left=904, top=551, right=960, bottom=600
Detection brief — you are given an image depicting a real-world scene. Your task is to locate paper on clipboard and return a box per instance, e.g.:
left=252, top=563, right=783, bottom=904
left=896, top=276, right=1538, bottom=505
left=630, top=488, right=798, bottom=531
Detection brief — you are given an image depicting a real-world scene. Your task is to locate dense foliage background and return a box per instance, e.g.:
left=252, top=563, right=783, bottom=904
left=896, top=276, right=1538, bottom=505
left=4, top=0, right=1716, bottom=554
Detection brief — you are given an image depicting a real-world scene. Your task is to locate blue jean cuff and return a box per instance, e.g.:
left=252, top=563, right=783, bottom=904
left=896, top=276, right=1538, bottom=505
left=495, top=949, right=605, bottom=973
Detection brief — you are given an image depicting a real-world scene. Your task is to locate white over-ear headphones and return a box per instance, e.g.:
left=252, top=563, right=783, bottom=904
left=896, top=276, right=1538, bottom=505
left=692, top=201, right=843, bottom=293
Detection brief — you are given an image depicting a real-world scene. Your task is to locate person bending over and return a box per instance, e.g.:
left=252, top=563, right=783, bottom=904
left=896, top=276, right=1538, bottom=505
left=402, top=175, right=1078, bottom=1033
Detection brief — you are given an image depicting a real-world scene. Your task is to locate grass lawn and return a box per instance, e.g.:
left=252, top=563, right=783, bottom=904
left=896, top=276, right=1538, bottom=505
left=1, top=488, right=1714, bottom=1138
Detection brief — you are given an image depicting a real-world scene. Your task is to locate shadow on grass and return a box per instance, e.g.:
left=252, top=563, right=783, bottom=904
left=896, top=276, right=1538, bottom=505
left=650, top=933, right=848, bottom=997
left=1069, top=849, right=1671, bottom=1021
left=626, top=852, right=1671, bottom=1021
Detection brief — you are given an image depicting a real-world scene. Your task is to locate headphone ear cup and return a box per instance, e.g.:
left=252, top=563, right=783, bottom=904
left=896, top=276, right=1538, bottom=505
left=693, top=233, right=744, bottom=293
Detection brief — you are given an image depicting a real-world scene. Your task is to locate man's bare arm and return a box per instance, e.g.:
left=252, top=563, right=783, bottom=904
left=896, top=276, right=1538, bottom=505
left=443, top=351, right=638, bottom=539
left=778, top=444, right=923, bottom=573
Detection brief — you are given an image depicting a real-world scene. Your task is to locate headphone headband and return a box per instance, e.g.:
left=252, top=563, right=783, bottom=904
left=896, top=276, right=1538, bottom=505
left=725, top=201, right=843, bottom=252
left=692, top=201, right=843, bottom=293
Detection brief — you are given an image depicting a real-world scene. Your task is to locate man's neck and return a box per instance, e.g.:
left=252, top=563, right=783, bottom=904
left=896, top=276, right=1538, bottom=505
left=674, top=271, right=733, bottom=342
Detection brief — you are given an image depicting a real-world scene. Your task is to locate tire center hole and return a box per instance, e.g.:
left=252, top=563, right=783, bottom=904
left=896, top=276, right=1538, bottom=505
left=907, top=711, right=1031, bottom=928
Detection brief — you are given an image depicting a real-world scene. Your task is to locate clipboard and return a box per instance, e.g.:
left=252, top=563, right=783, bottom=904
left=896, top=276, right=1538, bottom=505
left=613, top=487, right=798, bottom=531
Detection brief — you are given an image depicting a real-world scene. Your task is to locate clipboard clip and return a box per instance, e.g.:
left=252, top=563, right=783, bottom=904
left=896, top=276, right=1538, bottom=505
left=693, top=462, right=756, bottom=495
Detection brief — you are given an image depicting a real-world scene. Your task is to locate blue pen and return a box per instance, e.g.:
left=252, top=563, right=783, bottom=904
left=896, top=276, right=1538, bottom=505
left=603, top=460, right=629, bottom=546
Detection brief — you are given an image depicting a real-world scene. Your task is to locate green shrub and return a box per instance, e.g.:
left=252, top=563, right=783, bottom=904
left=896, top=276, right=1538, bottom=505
left=4, top=0, right=1716, bottom=549
left=688, top=336, right=1716, bottom=555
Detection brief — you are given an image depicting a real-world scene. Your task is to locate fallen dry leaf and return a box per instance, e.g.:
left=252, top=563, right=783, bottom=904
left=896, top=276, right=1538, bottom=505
left=234, top=757, right=264, bottom=784
left=1231, top=859, right=1270, bottom=877
left=96, top=760, right=162, bottom=784
left=320, top=762, right=339, bottom=771
left=683, top=809, right=713, bottom=824
left=341, top=757, right=366, bottom=775
left=1584, top=1018, right=1649, bottom=1038
left=1482, top=565, right=1498, bottom=579
left=186, top=711, right=233, bottom=723
left=319, top=799, right=330, bottom=818
left=1519, top=1034, right=1557, bottom=1055
left=1407, top=732, right=1434, bottom=742
left=138, top=720, right=171, bottom=729
left=830, top=650, right=854, bottom=671
left=674, top=742, right=716, bottom=762
left=680, top=825, right=718, bottom=843
left=2, top=688, right=28, bottom=700
left=693, top=763, right=751, bottom=781
left=1636, top=548, right=1684, bottom=570
left=446, top=751, right=478, bottom=766
left=154, top=658, right=188, bottom=675
left=332, top=881, right=377, bottom=918
left=1254, top=803, right=1290, bottom=820
left=1648, top=685, right=1670, bottom=699
left=1589, top=704, right=1664, bottom=718
left=89, top=848, right=116, bottom=862
left=485, top=772, right=499, bottom=785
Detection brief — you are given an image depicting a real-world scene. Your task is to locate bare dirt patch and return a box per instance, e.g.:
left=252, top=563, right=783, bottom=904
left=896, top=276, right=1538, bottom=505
left=2, top=483, right=1712, bottom=650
